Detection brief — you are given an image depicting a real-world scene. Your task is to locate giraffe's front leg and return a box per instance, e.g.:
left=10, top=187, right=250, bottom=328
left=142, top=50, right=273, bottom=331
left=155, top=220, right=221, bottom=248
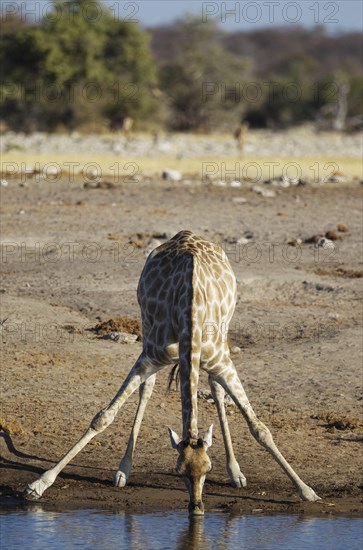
left=114, top=374, right=156, bottom=487
left=24, top=354, right=158, bottom=500
left=209, top=376, right=246, bottom=488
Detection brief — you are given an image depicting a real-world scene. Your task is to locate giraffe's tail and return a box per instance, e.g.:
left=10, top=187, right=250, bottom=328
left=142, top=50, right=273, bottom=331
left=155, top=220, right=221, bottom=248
left=167, top=363, right=180, bottom=392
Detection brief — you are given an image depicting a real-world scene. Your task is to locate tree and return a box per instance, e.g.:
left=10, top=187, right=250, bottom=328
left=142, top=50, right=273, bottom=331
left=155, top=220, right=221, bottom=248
left=0, top=0, right=158, bottom=131
left=159, top=18, right=250, bottom=131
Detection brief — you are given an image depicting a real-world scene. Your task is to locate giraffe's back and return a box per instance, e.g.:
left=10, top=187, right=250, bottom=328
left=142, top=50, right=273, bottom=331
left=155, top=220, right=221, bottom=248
left=137, top=231, right=236, bottom=365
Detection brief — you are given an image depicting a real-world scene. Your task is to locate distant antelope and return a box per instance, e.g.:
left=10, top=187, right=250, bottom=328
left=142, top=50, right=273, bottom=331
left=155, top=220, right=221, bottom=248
left=110, top=116, right=133, bottom=136
left=234, top=122, right=249, bottom=155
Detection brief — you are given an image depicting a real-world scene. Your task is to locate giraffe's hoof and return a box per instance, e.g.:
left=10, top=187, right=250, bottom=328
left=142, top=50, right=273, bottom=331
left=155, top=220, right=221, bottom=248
left=228, top=463, right=247, bottom=488
left=231, top=474, right=247, bottom=489
left=23, top=480, right=47, bottom=500
left=113, top=471, right=128, bottom=488
left=300, top=486, right=321, bottom=502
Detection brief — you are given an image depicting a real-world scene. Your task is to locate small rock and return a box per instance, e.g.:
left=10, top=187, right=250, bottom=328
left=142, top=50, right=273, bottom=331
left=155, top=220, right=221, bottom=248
left=232, top=197, right=247, bottom=204
left=315, top=237, right=335, bottom=250
left=282, top=175, right=291, bottom=187
left=225, top=395, right=235, bottom=405
left=197, top=390, right=214, bottom=403
left=337, top=223, right=349, bottom=233
left=328, top=313, right=339, bottom=319
left=103, top=332, right=138, bottom=343
left=243, top=231, right=254, bottom=240
left=304, top=234, right=323, bottom=244
left=287, top=238, right=302, bottom=247
left=162, top=169, right=182, bottom=181
left=316, top=283, right=334, bottom=292
left=265, top=176, right=290, bottom=187
left=236, top=237, right=249, bottom=245
left=328, top=175, right=346, bottom=183
left=152, top=232, right=170, bottom=239
left=44, top=165, right=60, bottom=177
left=325, top=231, right=340, bottom=241
left=144, top=238, right=162, bottom=257
left=230, top=345, right=241, bottom=354
left=282, top=175, right=303, bottom=187
left=261, top=188, right=276, bottom=198
left=0, top=179, right=8, bottom=187
left=230, top=180, right=241, bottom=187
left=252, top=185, right=276, bottom=198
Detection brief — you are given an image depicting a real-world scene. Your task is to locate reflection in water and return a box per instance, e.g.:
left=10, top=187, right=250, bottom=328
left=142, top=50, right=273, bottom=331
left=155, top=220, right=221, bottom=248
left=175, top=516, right=205, bottom=550
left=0, top=504, right=362, bottom=550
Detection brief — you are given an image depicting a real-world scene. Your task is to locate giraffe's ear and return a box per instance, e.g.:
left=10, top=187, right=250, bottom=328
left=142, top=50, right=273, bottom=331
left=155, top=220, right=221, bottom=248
left=168, top=427, right=182, bottom=450
left=203, top=424, right=213, bottom=449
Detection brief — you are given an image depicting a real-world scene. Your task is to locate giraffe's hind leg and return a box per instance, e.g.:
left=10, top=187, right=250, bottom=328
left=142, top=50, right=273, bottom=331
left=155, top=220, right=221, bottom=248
left=114, top=374, right=156, bottom=487
left=212, top=358, right=321, bottom=502
left=208, top=376, right=246, bottom=488
left=24, top=354, right=160, bottom=500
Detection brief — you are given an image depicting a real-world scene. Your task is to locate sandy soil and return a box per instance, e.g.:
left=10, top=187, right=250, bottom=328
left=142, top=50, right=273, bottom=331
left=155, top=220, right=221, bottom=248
left=0, top=172, right=362, bottom=516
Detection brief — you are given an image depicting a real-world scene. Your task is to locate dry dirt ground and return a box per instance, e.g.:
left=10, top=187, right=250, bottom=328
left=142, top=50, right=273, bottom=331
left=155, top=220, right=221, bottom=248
left=0, top=173, right=362, bottom=517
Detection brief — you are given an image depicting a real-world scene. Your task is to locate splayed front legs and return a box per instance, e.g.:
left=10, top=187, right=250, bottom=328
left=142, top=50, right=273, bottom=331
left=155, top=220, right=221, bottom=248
left=24, top=355, right=158, bottom=500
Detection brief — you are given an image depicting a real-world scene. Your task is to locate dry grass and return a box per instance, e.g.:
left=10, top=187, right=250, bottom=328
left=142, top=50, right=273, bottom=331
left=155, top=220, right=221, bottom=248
left=318, top=413, right=363, bottom=431
left=90, top=317, right=142, bottom=339
left=0, top=417, right=25, bottom=436
left=2, top=151, right=362, bottom=179
left=314, top=267, right=363, bottom=278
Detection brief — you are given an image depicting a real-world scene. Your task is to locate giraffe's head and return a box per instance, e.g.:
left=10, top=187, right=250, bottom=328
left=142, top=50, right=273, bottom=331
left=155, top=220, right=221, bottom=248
left=168, top=425, right=213, bottom=516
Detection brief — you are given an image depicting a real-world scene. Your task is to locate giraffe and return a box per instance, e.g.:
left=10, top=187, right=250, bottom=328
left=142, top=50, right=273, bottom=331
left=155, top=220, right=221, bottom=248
left=24, top=230, right=320, bottom=514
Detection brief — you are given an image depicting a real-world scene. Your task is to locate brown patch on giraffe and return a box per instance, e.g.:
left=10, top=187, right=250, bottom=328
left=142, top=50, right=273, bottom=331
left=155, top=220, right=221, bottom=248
left=194, top=291, right=203, bottom=308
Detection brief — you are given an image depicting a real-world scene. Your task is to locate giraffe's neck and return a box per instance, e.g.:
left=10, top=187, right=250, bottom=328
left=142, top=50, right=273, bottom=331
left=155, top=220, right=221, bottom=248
left=181, top=368, right=200, bottom=440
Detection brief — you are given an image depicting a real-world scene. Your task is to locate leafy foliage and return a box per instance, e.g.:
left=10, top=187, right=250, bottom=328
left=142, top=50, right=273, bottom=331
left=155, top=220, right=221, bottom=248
left=159, top=18, right=250, bottom=131
left=1, top=5, right=362, bottom=132
left=1, top=1, right=157, bottom=131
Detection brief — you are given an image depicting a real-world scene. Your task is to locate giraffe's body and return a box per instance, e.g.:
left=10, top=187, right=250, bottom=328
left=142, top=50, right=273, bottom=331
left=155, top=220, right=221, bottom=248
left=138, top=231, right=236, bottom=439
left=25, top=231, right=320, bottom=514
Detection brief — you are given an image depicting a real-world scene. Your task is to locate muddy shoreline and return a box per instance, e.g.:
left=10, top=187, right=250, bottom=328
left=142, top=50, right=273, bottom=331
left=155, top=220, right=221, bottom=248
left=1, top=174, right=362, bottom=518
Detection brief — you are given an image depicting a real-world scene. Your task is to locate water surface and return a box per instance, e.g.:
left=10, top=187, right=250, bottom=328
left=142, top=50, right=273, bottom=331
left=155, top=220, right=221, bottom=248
left=1, top=506, right=362, bottom=549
